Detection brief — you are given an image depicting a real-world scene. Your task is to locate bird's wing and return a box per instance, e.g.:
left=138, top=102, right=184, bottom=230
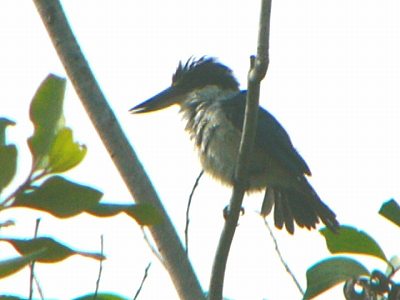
left=221, top=91, right=311, bottom=176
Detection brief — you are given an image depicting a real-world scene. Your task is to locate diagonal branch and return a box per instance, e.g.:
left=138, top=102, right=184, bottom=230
left=263, top=218, right=304, bottom=295
left=208, top=0, right=272, bottom=299
left=32, top=1, right=204, bottom=299
left=185, top=170, right=204, bottom=254
left=93, top=235, right=104, bottom=299
left=133, top=262, right=152, bottom=300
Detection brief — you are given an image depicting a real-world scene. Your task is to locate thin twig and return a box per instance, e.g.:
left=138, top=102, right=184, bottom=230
left=1, top=168, right=46, bottom=207
left=32, top=1, right=204, bottom=299
left=133, top=262, right=152, bottom=300
left=93, top=235, right=104, bottom=300
left=29, top=218, right=42, bottom=300
left=33, top=274, right=44, bottom=300
left=263, top=218, right=304, bottom=295
left=208, top=0, right=272, bottom=299
left=141, top=227, right=165, bottom=267
left=185, top=170, right=204, bottom=255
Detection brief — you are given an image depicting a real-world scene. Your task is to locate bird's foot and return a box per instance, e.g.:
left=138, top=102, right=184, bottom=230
left=223, top=205, right=245, bottom=220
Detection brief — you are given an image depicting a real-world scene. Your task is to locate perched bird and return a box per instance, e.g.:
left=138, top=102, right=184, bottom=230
left=130, top=57, right=339, bottom=234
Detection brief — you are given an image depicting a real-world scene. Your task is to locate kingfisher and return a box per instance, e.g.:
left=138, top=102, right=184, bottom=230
left=130, top=57, right=339, bottom=234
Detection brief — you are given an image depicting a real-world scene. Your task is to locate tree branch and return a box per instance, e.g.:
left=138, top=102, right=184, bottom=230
left=93, top=235, right=104, bottom=300
left=29, top=218, right=42, bottom=300
left=263, top=218, right=304, bottom=295
left=133, top=262, right=152, bottom=300
left=32, top=1, right=204, bottom=299
left=208, top=0, right=272, bottom=299
left=185, top=170, right=204, bottom=255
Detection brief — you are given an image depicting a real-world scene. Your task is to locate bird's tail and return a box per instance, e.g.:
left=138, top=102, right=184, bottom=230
left=261, top=184, right=339, bottom=234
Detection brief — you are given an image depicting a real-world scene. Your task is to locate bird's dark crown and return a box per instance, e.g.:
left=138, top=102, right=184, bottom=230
left=172, top=57, right=240, bottom=92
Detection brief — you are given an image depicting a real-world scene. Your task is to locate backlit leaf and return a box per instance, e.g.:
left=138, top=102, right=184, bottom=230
left=304, top=256, right=369, bottom=299
left=0, top=237, right=104, bottom=263
left=0, top=119, right=17, bottom=193
left=0, top=118, right=15, bottom=146
left=320, top=225, right=387, bottom=262
left=379, top=199, right=400, bottom=228
left=13, top=176, right=102, bottom=218
left=87, top=203, right=162, bottom=225
left=28, top=74, right=66, bottom=169
left=48, top=127, right=87, bottom=173
left=0, top=146, right=17, bottom=193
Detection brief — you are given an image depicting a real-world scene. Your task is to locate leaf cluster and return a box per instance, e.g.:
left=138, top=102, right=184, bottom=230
left=0, top=75, right=160, bottom=298
left=304, top=200, right=400, bottom=299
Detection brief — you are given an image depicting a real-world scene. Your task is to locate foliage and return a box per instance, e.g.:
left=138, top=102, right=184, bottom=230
left=304, top=199, right=400, bottom=299
left=0, top=75, right=160, bottom=298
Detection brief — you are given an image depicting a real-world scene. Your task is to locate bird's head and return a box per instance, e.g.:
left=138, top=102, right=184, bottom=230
left=130, top=57, right=240, bottom=113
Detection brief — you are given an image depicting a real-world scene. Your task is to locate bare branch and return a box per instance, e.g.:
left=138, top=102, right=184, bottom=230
left=33, top=275, right=44, bottom=300
left=263, top=218, right=304, bottom=295
left=29, top=218, right=43, bottom=300
left=185, top=170, right=204, bottom=255
left=208, top=0, right=272, bottom=299
left=142, top=227, right=165, bottom=266
left=133, top=262, right=152, bottom=300
left=32, top=1, right=204, bottom=299
left=93, top=235, right=104, bottom=299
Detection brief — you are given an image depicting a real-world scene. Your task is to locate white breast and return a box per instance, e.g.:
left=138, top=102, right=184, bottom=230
left=179, top=86, right=268, bottom=189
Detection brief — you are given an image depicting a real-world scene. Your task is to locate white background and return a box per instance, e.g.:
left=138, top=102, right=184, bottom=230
left=0, top=1, right=399, bottom=299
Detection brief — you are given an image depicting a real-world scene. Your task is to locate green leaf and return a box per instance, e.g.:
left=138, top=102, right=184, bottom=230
left=304, top=256, right=370, bottom=299
left=48, top=127, right=87, bottom=173
left=0, top=146, right=17, bottom=193
left=86, top=203, right=162, bottom=225
left=13, top=176, right=103, bottom=218
left=379, top=199, right=400, bottom=228
left=320, top=225, right=387, bottom=262
left=124, top=203, right=163, bottom=225
left=0, top=119, right=17, bottom=193
left=0, top=237, right=104, bottom=263
left=0, top=118, right=16, bottom=146
left=73, top=293, right=128, bottom=300
left=0, top=250, right=45, bottom=279
left=28, top=74, right=66, bottom=169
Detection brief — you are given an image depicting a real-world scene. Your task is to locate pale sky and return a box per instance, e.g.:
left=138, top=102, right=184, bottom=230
left=1, top=1, right=399, bottom=299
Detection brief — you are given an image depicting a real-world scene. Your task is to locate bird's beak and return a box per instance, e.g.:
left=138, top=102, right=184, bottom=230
left=130, top=86, right=184, bottom=114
